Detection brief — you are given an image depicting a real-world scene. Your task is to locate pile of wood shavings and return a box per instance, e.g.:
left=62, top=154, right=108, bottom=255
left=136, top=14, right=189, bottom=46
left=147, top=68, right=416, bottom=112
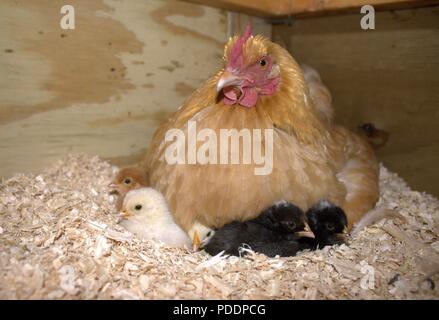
left=0, top=154, right=438, bottom=299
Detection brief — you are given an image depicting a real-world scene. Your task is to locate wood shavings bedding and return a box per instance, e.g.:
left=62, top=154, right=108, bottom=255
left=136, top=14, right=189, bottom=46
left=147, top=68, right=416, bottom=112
left=0, top=154, right=438, bottom=299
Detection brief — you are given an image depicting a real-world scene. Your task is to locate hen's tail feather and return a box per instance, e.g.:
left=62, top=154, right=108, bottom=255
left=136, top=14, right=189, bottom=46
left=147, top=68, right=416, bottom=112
left=350, top=207, right=406, bottom=238
left=301, top=64, right=333, bottom=124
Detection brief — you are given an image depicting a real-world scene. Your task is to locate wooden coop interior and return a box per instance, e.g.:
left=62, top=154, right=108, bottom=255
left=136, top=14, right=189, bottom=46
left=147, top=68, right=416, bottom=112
left=1, top=0, right=438, bottom=197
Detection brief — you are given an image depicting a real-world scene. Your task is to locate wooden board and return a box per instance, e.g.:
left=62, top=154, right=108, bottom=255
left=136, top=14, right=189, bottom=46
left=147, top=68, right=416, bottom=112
left=184, top=0, right=439, bottom=17
left=274, top=6, right=439, bottom=196
left=0, top=0, right=227, bottom=177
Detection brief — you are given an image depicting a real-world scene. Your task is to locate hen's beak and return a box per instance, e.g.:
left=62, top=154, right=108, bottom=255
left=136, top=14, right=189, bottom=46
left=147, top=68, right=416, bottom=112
left=216, top=70, right=242, bottom=92
left=108, top=182, right=118, bottom=189
left=119, top=210, right=130, bottom=218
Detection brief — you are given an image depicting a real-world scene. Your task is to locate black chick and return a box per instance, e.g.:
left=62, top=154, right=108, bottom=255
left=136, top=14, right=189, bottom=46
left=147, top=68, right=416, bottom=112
left=202, top=201, right=307, bottom=257
left=300, top=200, right=348, bottom=249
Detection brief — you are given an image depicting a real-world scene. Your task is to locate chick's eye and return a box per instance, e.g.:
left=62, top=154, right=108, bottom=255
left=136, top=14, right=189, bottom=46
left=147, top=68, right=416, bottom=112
left=325, top=222, right=335, bottom=231
left=283, top=221, right=295, bottom=229
left=135, top=204, right=142, bottom=210
left=259, top=59, right=267, bottom=67
left=124, top=178, right=132, bottom=185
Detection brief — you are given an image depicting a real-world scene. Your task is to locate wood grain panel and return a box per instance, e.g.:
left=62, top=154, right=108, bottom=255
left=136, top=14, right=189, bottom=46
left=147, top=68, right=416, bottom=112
left=0, top=0, right=227, bottom=176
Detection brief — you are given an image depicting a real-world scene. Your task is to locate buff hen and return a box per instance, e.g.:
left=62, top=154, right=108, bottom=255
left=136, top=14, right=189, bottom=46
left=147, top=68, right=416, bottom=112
left=142, top=25, right=379, bottom=246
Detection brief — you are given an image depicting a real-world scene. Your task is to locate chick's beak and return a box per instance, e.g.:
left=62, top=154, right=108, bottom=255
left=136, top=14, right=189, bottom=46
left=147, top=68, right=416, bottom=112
left=192, top=231, right=202, bottom=252
left=108, top=182, right=118, bottom=189
left=216, top=70, right=242, bottom=93
left=295, top=222, right=315, bottom=238
left=336, top=226, right=349, bottom=240
left=119, top=210, right=130, bottom=218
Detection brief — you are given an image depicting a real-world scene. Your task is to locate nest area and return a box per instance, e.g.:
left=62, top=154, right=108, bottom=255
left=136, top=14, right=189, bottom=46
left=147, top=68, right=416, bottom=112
left=0, top=154, right=438, bottom=299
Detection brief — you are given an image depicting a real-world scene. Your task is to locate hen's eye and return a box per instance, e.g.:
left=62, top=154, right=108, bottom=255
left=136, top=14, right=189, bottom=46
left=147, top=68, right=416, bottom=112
left=124, top=178, right=132, bottom=185
left=259, top=59, right=267, bottom=67
left=135, top=204, right=142, bottom=210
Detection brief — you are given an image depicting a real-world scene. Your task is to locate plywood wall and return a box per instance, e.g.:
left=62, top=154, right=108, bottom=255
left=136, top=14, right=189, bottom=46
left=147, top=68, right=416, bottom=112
left=274, top=6, right=439, bottom=196
left=0, top=0, right=230, bottom=177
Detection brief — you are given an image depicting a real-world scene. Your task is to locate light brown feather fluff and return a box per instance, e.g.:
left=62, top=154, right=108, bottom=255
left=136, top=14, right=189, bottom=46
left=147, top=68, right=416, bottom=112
left=301, top=64, right=334, bottom=124
left=142, top=35, right=379, bottom=232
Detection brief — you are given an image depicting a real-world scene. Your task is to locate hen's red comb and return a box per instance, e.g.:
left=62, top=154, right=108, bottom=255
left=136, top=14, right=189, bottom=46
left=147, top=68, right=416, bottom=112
left=229, top=23, right=253, bottom=69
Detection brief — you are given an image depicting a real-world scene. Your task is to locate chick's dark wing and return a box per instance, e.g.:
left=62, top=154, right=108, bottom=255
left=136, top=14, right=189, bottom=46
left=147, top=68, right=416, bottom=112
left=251, top=240, right=302, bottom=257
left=202, top=221, right=249, bottom=256
left=203, top=221, right=279, bottom=256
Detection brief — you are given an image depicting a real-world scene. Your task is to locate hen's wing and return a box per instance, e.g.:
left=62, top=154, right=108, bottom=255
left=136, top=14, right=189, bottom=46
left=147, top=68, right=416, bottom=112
left=332, top=126, right=380, bottom=229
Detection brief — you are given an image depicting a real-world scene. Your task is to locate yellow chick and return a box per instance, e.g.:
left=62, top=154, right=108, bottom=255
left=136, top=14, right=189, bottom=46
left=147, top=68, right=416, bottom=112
left=119, top=188, right=191, bottom=247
